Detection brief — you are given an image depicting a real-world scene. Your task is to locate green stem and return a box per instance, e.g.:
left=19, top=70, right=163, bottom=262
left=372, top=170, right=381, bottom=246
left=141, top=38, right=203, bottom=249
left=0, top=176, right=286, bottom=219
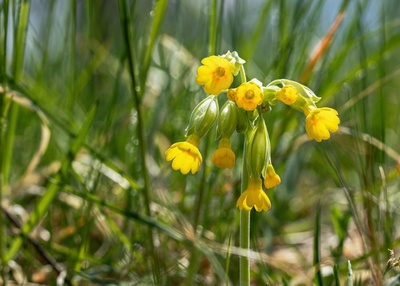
left=208, top=0, right=218, bottom=56
left=240, top=64, right=247, bottom=83
left=239, top=134, right=250, bottom=285
left=0, top=98, right=11, bottom=282
left=0, top=0, right=9, bottom=280
left=240, top=210, right=250, bottom=285
left=117, top=0, right=160, bottom=283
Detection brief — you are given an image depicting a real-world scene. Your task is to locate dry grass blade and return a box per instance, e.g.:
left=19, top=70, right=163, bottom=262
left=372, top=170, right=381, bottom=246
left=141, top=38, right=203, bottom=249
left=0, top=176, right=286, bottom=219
left=300, top=11, right=345, bottom=83
left=0, top=85, right=51, bottom=191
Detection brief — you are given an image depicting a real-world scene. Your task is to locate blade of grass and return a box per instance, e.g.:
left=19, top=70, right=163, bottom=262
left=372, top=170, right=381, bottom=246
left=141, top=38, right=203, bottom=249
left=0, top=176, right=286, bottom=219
left=0, top=0, right=10, bottom=281
left=118, top=0, right=165, bottom=282
left=313, top=201, right=323, bottom=285
left=225, top=234, right=232, bottom=286
left=12, top=0, right=30, bottom=81
left=141, top=0, right=169, bottom=96
left=299, top=7, right=345, bottom=83
left=5, top=101, right=98, bottom=263
left=186, top=0, right=222, bottom=283
left=3, top=102, right=18, bottom=189
left=243, top=0, right=273, bottom=60
left=333, top=264, right=340, bottom=286
left=346, top=260, right=353, bottom=286
left=208, top=0, right=217, bottom=55
left=0, top=97, right=11, bottom=282
left=66, top=0, right=76, bottom=116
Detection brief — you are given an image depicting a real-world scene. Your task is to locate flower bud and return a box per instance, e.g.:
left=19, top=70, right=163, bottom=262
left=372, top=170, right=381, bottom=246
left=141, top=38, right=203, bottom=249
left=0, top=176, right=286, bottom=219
left=186, top=95, right=218, bottom=138
left=246, top=117, right=270, bottom=177
left=216, top=101, right=238, bottom=139
left=236, top=107, right=248, bottom=134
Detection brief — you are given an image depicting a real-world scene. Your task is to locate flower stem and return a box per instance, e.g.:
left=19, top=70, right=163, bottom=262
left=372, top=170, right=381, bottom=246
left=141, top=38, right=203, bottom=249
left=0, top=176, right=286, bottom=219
left=240, top=64, right=247, bottom=83
left=240, top=210, right=250, bottom=285
left=239, top=135, right=250, bottom=285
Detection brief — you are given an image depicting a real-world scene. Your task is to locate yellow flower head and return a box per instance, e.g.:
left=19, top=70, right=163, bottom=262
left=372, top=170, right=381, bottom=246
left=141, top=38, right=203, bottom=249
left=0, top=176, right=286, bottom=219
left=196, top=56, right=234, bottom=95
left=304, top=107, right=340, bottom=142
left=276, top=86, right=299, bottom=105
left=264, top=164, right=281, bottom=189
left=165, top=135, right=202, bottom=175
left=212, top=138, right=235, bottom=168
left=236, top=177, right=271, bottom=212
left=235, top=81, right=263, bottom=111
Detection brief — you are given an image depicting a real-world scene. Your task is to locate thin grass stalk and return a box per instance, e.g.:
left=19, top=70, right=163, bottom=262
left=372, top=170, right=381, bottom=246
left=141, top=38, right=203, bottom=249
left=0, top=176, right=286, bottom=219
left=356, top=2, right=382, bottom=284
left=140, top=0, right=168, bottom=97
left=67, top=0, right=76, bottom=118
left=118, top=0, right=151, bottom=227
left=0, top=98, right=11, bottom=282
left=1, top=7, right=30, bottom=266
left=4, top=0, right=29, bottom=198
left=0, top=0, right=9, bottom=281
left=379, top=2, right=392, bottom=251
left=313, top=202, right=323, bottom=286
left=208, top=0, right=217, bottom=56
left=117, top=0, right=162, bottom=282
left=333, top=264, right=340, bottom=286
left=186, top=1, right=220, bottom=283
left=225, top=235, right=232, bottom=286
left=11, top=0, right=29, bottom=81
left=3, top=102, right=17, bottom=195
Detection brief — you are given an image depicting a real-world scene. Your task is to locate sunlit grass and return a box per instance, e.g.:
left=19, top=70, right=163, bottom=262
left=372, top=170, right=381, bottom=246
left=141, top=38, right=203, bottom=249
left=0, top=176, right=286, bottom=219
left=0, top=0, right=399, bottom=285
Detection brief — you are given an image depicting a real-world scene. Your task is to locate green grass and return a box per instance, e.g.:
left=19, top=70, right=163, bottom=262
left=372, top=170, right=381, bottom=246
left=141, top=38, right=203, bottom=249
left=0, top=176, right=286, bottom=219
left=0, top=0, right=400, bottom=285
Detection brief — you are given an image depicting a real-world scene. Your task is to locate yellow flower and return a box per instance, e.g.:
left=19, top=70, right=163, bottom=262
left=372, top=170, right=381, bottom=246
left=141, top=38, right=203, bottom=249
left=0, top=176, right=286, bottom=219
left=276, top=86, right=298, bottom=105
left=196, top=56, right=234, bottom=95
left=264, top=164, right=281, bottom=189
left=165, top=135, right=202, bottom=175
left=212, top=138, right=235, bottom=168
left=235, top=81, right=263, bottom=111
left=304, top=107, right=340, bottom=142
left=236, top=177, right=271, bottom=212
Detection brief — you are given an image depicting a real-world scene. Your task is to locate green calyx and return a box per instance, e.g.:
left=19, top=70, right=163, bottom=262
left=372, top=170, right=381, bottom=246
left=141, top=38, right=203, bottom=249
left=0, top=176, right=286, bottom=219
left=217, top=100, right=238, bottom=139
left=186, top=95, right=219, bottom=138
left=245, top=117, right=270, bottom=177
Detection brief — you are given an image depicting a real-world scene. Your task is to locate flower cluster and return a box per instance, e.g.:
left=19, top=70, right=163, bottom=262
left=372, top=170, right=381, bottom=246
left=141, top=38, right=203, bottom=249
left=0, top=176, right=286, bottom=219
left=165, top=51, right=340, bottom=212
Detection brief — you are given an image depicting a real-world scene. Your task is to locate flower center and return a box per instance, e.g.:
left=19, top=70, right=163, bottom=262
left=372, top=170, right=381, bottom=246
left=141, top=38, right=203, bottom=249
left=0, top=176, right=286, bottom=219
left=215, top=67, right=226, bottom=77
left=245, top=90, right=255, bottom=100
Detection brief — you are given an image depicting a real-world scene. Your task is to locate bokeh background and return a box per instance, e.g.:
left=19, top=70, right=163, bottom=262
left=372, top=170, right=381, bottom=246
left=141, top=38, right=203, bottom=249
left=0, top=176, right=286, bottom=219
left=0, top=0, right=399, bottom=285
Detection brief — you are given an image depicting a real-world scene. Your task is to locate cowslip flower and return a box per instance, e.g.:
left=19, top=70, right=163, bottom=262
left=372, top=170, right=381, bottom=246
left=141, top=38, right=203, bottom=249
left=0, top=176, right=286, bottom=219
left=264, top=164, right=281, bottom=189
left=304, top=106, right=340, bottom=142
left=236, top=177, right=271, bottom=212
left=276, top=86, right=298, bottom=105
left=212, top=137, right=235, bottom=168
left=235, top=80, right=263, bottom=111
left=165, top=135, right=202, bottom=175
left=196, top=56, right=235, bottom=95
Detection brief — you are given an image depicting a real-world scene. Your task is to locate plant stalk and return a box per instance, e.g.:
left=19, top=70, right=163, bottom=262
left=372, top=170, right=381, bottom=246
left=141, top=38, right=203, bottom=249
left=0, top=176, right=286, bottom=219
left=239, top=128, right=250, bottom=285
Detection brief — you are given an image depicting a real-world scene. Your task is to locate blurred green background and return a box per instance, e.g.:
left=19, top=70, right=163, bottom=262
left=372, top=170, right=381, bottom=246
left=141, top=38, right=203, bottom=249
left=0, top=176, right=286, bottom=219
left=0, top=0, right=399, bottom=285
